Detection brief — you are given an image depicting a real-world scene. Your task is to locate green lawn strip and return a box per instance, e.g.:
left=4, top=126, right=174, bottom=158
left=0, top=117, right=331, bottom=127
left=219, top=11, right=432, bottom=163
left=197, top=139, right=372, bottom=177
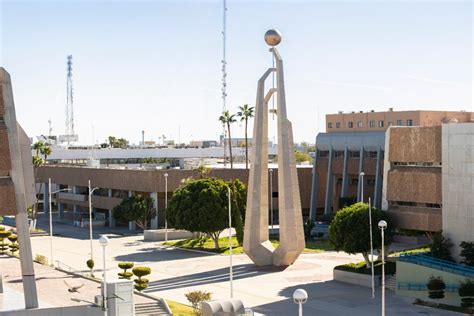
left=414, top=300, right=471, bottom=314
left=389, top=246, right=430, bottom=257
left=166, top=300, right=196, bottom=315
left=334, top=260, right=396, bottom=275
left=164, top=237, right=334, bottom=254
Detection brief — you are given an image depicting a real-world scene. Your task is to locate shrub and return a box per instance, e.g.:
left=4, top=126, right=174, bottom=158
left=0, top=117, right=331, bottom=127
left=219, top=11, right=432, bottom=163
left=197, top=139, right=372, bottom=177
left=459, top=279, right=474, bottom=311
left=303, top=219, right=315, bottom=240
left=132, top=266, right=151, bottom=291
left=460, top=241, right=474, bottom=267
left=8, top=235, right=18, bottom=255
left=34, top=254, right=48, bottom=265
left=0, top=229, right=12, bottom=253
left=427, top=276, right=446, bottom=303
left=86, top=259, right=95, bottom=277
left=118, top=262, right=134, bottom=280
left=185, top=290, right=212, bottom=315
left=430, top=232, right=453, bottom=262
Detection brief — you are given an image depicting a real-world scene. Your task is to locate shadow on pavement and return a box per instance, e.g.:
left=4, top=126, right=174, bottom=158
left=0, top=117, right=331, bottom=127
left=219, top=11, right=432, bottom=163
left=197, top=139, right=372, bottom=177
left=113, top=246, right=214, bottom=263
left=145, top=264, right=283, bottom=293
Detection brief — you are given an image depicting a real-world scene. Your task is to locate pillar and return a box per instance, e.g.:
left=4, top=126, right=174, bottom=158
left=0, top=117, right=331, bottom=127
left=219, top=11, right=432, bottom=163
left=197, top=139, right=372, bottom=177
left=128, top=191, right=136, bottom=231
left=340, top=147, right=349, bottom=198
left=357, top=147, right=365, bottom=201
left=108, top=189, right=115, bottom=228
left=44, top=182, right=49, bottom=213
left=150, top=192, right=158, bottom=229
left=374, top=147, right=383, bottom=209
left=57, top=202, right=64, bottom=220
left=309, top=148, right=319, bottom=222
left=324, top=148, right=334, bottom=215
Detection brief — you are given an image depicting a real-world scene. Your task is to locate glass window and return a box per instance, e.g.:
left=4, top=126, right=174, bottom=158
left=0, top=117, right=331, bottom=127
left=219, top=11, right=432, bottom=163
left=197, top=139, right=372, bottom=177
left=407, top=119, right=413, bottom=126
left=357, top=121, right=363, bottom=128
left=379, top=120, right=384, bottom=127
left=328, top=122, right=333, bottom=128
left=396, top=119, right=403, bottom=126
left=336, top=122, right=341, bottom=128
left=348, top=121, right=353, bottom=128
left=388, top=122, right=393, bottom=126
left=369, top=120, right=375, bottom=128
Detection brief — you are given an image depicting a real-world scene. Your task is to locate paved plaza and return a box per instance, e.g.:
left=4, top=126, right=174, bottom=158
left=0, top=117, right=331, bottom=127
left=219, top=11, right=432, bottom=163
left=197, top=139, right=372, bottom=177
left=0, top=214, right=451, bottom=315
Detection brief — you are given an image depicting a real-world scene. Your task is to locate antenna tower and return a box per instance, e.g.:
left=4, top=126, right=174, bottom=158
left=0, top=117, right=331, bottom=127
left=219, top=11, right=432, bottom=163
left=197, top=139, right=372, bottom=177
left=221, top=0, right=228, bottom=167
left=65, top=55, right=74, bottom=145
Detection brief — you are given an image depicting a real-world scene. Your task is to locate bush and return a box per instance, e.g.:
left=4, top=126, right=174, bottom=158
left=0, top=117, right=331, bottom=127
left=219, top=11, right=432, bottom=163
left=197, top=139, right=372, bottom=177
left=460, top=241, right=474, bottom=267
left=132, top=266, right=151, bottom=291
left=185, top=290, right=212, bottom=315
left=86, top=259, right=95, bottom=277
left=118, top=262, right=134, bottom=280
left=303, top=219, right=315, bottom=240
left=459, top=279, right=474, bottom=310
left=8, top=235, right=18, bottom=255
left=34, top=254, right=48, bottom=265
left=430, top=232, right=453, bottom=261
left=0, top=229, right=12, bottom=253
left=427, top=276, right=446, bottom=302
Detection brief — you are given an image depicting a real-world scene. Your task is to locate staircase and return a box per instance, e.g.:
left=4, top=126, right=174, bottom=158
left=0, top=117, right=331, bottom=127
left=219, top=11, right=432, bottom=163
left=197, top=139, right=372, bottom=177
left=385, top=274, right=397, bottom=291
left=135, top=302, right=171, bottom=315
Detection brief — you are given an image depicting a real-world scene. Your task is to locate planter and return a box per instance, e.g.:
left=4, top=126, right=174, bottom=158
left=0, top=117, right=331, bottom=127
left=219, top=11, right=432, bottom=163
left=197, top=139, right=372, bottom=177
left=393, top=235, right=430, bottom=245
left=144, top=229, right=193, bottom=241
left=333, top=269, right=381, bottom=287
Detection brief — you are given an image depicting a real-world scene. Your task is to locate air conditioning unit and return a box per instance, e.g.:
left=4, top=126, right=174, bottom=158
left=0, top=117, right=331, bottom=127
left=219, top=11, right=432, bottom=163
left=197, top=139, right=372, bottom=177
left=389, top=107, right=394, bottom=112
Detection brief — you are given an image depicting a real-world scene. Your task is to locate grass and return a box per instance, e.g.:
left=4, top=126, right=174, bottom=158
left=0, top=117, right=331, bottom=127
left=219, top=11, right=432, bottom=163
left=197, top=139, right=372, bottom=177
left=164, top=236, right=335, bottom=254
left=389, top=246, right=430, bottom=257
left=334, top=260, right=396, bottom=275
left=166, top=300, right=196, bottom=315
left=414, top=299, right=473, bottom=315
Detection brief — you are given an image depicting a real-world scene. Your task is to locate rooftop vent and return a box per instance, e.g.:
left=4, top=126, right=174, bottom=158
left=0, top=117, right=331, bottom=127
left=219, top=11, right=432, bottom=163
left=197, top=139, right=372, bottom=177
left=359, top=111, right=363, bottom=113
left=389, top=107, right=394, bottom=112
left=338, top=111, right=343, bottom=114
left=370, top=110, right=375, bottom=113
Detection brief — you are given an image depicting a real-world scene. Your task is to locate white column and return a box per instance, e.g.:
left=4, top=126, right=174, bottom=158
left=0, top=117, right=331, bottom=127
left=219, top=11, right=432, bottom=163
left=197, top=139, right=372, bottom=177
left=108, top=189, right=115, bottom=228
left=150, top=192, right=158, bottom=229
left=128, top=191, right=136, bottom=231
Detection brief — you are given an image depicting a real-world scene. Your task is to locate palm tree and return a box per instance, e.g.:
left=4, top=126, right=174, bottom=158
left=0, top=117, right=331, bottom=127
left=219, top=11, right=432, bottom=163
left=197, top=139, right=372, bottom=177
left=237, top=104, right=255, bottom=170
left=219, top=111, right=237, bottom=169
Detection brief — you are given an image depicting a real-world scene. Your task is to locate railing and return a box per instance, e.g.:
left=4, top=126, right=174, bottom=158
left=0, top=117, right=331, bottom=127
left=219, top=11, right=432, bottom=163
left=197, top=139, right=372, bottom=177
left=398, top=282, right=460, bottom=292
left=56, top=260, right=83, bottom=275
left=399, top=254, right=474, bottom=278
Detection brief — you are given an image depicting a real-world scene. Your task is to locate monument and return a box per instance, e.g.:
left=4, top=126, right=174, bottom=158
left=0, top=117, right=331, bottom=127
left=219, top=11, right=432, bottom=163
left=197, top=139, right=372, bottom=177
left=243, top=30, right=305, bottom=266
left=0, top=68, right=39, bottom=308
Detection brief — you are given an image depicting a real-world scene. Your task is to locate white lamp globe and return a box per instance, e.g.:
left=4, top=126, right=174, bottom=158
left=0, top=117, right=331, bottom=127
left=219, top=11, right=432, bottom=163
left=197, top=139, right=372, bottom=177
left=293, top=289, right=308, bottom=304
left=378, top=220, right=387, bottom=229
left=99, top=235, right=109, bottom=247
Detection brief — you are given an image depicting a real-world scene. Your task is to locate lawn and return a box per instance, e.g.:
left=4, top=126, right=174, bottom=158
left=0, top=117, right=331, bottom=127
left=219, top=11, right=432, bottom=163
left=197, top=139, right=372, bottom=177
left=389, top=246, right=430, bottom=257
left=166, top=300, right=196, bottom=315
left=334, top=260, right=396, bottom=275
left=164, top=236, right=334, bottom=254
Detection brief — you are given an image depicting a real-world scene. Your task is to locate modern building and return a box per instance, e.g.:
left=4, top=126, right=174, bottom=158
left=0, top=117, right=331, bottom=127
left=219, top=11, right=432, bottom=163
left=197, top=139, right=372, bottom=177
left=310, top=109, right=473, bottom=220
left=36, top=165, right=313, bottom=230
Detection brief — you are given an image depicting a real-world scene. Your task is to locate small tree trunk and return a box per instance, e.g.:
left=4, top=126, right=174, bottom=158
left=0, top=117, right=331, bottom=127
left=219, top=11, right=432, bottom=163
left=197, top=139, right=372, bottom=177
left=245, top=119, right=248, bottom=170
left=212, top=234, right=220, bottom=250
left=362, top=252, right=371, bottom=268
left=227, top=123, right=233, bottom=169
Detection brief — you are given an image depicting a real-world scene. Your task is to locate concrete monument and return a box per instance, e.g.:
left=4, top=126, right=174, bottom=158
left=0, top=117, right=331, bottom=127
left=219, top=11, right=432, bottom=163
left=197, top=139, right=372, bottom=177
left=243, top=30, right=305, bottom=266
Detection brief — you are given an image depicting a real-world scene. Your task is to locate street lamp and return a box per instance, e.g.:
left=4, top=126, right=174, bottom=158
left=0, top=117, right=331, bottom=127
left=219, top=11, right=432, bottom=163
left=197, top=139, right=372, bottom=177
left=269, top=169, right=273, bottom=233
left=48, top=178, right=71, bottom=267
left=378, top=220, right=387, bottom=316
left=88, top=180, right=99, bottom=274
left=359, top=172, right=365, bottom=203
left=293, top=289, right=308, bottom=316
left=98, top=235, right=109, bottom=315
left=228, top=186, right=233, bottom=298
left=368, top=197, right=374, bottom=299
left=164, top=173, right=168, bottom=243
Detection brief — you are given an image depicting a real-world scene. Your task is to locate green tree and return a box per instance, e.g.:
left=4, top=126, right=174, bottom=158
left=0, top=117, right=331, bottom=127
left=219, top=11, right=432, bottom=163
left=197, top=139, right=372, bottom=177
left=107, top=136, right=129, bottom=148
left=118, top=262, right=134, bottom=280
left=195, top=165, right=211, bottom=179
left=8, top=234, right=18, bottom=255
left=427, top=276, right=446, bottom=304
left=459, top=279, right=474, bottom=311
left=168, top=178, right=242, bottom=249
left=31, top=141, right=53, bottom=229
left=185, top=290, right=212, bottom=316
left=218, top=111, right=237, bottom=169
left=430, top=232, right=454, bottom=262
left=113, top=194, right=155, bottom=230
left=86, top=259, right=95, bottom=277
left=229, top=179, right=246, bottom=245
left=460, top=241, right=474, bottom=266
left=0, top=227, right=12, bottom=254
left=132, top=266, right=151, bottom=291
left=294, top=150, right=313, bottom=164
left=328, top=202, right=393, bottom=267
left=237, top=104, right=255, bottom=170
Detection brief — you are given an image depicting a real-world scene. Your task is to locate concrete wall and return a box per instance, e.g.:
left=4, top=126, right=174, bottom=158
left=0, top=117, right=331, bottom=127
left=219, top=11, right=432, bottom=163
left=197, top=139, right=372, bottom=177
left=1, top=305, right=102, bottom=316
left=396, top=261, right=474, bottom=306
left=333, top=269, right=381, bottom=288
left=442, top=123, right=474, bottom=260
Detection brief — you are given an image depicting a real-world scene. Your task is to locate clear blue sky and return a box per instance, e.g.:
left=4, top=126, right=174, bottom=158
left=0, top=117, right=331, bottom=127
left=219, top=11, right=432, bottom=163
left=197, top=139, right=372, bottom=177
left=1, top=0, right=472, bottom=145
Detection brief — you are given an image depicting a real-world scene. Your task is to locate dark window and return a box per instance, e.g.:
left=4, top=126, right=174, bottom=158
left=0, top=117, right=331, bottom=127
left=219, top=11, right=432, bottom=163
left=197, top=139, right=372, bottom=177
left=367, top=179, right=376, bottom=185
left=407, top=119, right=413, bottom=126
left=112, top=189, right=129, bottom=198
left=349, top=178, right=359, bottom=185
left=369, top=120, right=375, bottom=128
left=348, top=121, right=353, bottom=128
left=328, top=122, right=333, bottom=128
left=336, top=122, right=341, bottom=128
left=396, top=119, right=403, bottom=126
left=388, top=121, right=393, bottom=126
left=357, top=121, right=363, bottom=128
left=379, top=120, right=384, bottom=127
left=334, top=151, right=344, bottom=158
left=366, top=151, right=378, bottom=158
left=272, top=191, right=278, bottom=198
left=349, top=151, right=360, bottom=158
left=318, top=151, right=330, bottom=158
left=336, top=178, right=343, bottom=184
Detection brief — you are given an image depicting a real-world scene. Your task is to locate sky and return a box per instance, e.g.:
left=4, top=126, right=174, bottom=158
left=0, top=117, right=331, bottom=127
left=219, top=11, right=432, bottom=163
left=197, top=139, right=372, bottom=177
left=0, top=0, right=472, bottom=145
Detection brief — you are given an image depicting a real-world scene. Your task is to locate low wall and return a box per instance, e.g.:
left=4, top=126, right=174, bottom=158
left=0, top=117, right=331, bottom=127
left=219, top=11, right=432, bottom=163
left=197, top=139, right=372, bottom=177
left=2, top=305, right=102, bottom=316
left=144, top=229, right=193, bottom=241
left=393, top=235, right=430, bottom=245
left=333, top=269, right=381, bottom=288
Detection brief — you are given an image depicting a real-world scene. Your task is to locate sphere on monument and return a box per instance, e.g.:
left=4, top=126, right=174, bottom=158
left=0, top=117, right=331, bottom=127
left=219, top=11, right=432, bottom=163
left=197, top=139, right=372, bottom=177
left=264, top=29, right=282, bottom=46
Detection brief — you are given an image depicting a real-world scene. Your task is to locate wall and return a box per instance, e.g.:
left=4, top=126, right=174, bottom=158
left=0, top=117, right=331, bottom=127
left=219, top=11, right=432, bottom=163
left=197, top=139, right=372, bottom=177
left=1, top=305, right=103, bottom=316
left=442, top=123, right=474, bottom=260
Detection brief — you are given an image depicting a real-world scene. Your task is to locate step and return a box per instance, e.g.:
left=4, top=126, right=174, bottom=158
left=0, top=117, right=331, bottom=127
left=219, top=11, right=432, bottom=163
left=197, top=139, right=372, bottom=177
left=135, top=302, right=171, bottom=315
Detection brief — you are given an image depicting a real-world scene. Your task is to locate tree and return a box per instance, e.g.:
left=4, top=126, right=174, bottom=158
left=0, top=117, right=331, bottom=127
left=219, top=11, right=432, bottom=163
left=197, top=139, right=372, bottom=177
left=185, top=290, right=212, bottom=316
left=132, top=266, right=151, bottom=291
left=294, top=150, right=313, bottom=164
left=237, top=104, right=255, bottom=170
left=430, top=232, right=454, bottom=262
left=195, top=165, right=211, bottom=179
left=0, top=227, right=12, bottom=254
left=107, top=136, right=129, bottom=149
left=118, top=262, right=134, bottom=280
left=31, top=141, right=53, bottom=229
left=218, top=111, right=237, bottom=169
left=427, top=276, right=446, bottom=304
left=229, top=179, right=246, bottom=245
left=86, top=259, right=95, bottom=277
left=328, top=202, right=393, bottom=267
left=168, top=178, right=242, bottom=249
left=8, top=235, right=18, bottom=255
left=459, top=279, right=474, bottom=311
left=460, top=241, right=474, bottom=266
left=113, top=194, right=155, bottom=230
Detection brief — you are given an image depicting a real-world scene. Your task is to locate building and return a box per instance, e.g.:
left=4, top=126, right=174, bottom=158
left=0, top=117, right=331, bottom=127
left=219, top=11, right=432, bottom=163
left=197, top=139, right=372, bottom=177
left=36, top=165, right=313, bottom=230
left=310, top=109, right=473, bottom=220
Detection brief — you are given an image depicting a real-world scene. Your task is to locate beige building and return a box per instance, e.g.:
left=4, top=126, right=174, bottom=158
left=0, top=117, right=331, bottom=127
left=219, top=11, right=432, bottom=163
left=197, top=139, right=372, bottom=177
left=326, top=109, right=473, bottom=133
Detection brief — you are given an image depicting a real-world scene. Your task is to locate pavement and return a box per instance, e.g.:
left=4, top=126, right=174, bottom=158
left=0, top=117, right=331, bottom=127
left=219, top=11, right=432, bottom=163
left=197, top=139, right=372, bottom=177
left=3, top=213, right=457, bottom=315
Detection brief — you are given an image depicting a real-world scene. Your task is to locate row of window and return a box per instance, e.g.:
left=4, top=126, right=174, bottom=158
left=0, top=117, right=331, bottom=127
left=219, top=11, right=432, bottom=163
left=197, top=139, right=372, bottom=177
left=318, top=150, right=384, bottom=159
left=390, top=201, right=442, bottom=209
left=328, top=119, right=413, bottom=129
left=336, top=178, right=377, bottom=185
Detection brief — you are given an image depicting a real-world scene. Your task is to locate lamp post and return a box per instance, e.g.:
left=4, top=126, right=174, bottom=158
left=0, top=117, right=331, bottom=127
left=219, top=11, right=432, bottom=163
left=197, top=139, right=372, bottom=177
left=378, top=220, right=387, bottom=316
left=269, top=168, right=273, bottom=233
left=164, top=173, right=168, bottom=243
left=368, top=197, right=374, bottom=299
left=48, top=178, right=71, bottom=267
left=228, top=186, right=233, bottom=298
left=88, top=180, right=99, bottom=273
left=359, top=172, right=365, bottom=203
left=98, top=235, right=109, bottom=316
left=293, top=289, right=308, bottom=316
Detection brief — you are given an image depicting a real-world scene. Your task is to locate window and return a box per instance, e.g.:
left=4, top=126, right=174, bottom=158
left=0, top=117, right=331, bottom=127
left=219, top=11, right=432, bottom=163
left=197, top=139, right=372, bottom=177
left=407, top=119, right=413, bottom=126
left=357, top=121, right=363, bottom=128
left=336, top=122, right=341, bottom=128
left=367, top=179, right=376, bottom=185
left=349, top=151, right=360, bottom=158
left=379, top=120, right=384, bottom=127
left=366, top=151, right=378, bottom=158
left=369, top=120, right=375, bottom=128
left=318, top=151, right=330, bottom=158
left=388, top=122, right=393, bottom=126
left=334, top=151, right=344, bottom=158
left=328, top=122, right=333, bottom=128
left=396, top=119, right=403, bottom=126
left=0, top=116, right=4, bottom=123
left=348, top=121, right=353, bottom=128
left=349, top=178, right=359, bottom=185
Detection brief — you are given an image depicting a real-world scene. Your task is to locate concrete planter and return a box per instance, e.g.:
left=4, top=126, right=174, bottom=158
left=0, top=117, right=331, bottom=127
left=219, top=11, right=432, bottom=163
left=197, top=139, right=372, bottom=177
left=393, top=235, right=430, bottom=245
left=333, top=269, right=381, bottom=287
left=144, top=229, right=193, bottom=241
